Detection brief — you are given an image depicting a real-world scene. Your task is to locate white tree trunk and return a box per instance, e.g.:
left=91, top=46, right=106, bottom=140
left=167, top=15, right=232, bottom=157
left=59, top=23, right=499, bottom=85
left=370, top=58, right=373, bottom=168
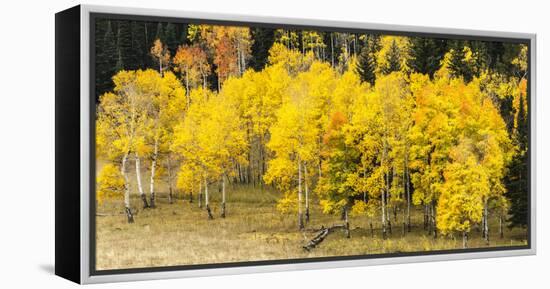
left=236, top=43, right=241, bottom=75
left=159, top=59, right=163, bottom=76
left=481, top=203, right=485, bottom=236
left=381, top=142, right=388, bottom=239
left=149, top=138, right=159, bottom=208
left=432, top=200, right=437, bottom=238
left=499, top=214, right=504, bottom=239
left=381, top=189, right=386, bottom=239
left=185, top=67, right=190, bottom=109
left=344, top=206, right=350, bottom=238
left=304, top=163, right=310, bottom=223
left=428, top=203, right=433, bottom=233
left=121, top=153, right=134, bottom=223
left=167, top=154, right=174, bottom=204
left=298, top=158, right=304, bottom=230
left=204, top=178, right=209, bottom=206
left=221, top=175, right=226, bottom=218
left=387, top=167, right=393, bottom=236
left=406, top=163, right=411, bottom=232
left=189, top=179, right=193, bottom=203
left=237, top=42, right=243, bottom=75
left=198, top=179, right=203, bottom=208
left=330, top=33, right=334, bottom=67
left=135, top=153, right=149, bottom=208
left=241, top=45, right=247, bottom=72
left=343, top=35, right=349, bottom=67
left=318, top=136, right=322, bottom=179
left=205, top=177, right=213, bottom=219
left=217, top=72, right=221, bottom=92
left=484, top=200, right=489, bottom=244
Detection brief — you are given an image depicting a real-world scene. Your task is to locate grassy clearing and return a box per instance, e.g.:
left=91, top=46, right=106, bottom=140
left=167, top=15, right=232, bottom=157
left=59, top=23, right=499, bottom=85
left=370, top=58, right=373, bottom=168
left=96, top=184, right=527, bottom=270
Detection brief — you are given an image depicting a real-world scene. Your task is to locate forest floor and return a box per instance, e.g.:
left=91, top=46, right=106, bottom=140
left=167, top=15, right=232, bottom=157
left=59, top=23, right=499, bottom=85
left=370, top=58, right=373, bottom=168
left=96, top=184, right=528, bottom=270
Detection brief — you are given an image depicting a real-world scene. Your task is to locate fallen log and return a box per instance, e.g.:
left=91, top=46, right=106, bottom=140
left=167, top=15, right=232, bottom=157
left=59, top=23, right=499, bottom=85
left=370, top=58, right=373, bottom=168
left=303, top=224, right=346, bottom=251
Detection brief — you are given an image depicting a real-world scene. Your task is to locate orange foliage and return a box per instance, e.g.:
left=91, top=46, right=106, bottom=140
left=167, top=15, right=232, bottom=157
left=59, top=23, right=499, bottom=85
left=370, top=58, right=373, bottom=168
left=323, top=111, right=348, bottom=144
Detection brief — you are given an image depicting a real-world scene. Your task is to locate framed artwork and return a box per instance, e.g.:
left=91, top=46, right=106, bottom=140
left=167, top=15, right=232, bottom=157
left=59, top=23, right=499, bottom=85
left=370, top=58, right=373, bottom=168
left=55, top=4, right=536, bottom=284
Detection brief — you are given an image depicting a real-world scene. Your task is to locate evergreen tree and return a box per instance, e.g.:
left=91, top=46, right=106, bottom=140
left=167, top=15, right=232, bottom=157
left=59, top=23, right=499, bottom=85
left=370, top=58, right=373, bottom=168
left=117, top=20, right=133, bottom=70
left=447, top=40, right=477, bottom=82
left=130, top=21, right=145, bottom=70
left=94, top=19, right=108, bottom=99
left=115, top=49, right=124, bottom=72
left=165, top=22, right=178, bottom=55
left=145, top=22, right=157, bottom=46
left=383, top=39, right=401, bottom=74
left=505, top=95, right=529, bottom=227
left=155, top=22, right=165, bottom=43
left=356, top=43, right=377, bottom=85
left=95, top=19, right=108, bottom=58
left=250, top=27, right=275, bottom=71
left=483, top=41, right=505, bottom=71
left=408, top=37, right=446, bottom=78
left=144, top=22, right=159, bottom=69
left=178, top=24, right=189, bottom=46
left=468, top=40, right=493, bottom=75
left=96, top=21, right=118, bottom=98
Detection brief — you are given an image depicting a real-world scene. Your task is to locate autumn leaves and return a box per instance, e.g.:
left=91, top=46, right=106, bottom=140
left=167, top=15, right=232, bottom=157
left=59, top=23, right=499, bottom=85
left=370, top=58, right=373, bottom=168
left=96, top=24, right=527, bottom=250
left=97, top=70, right=186, bottom=221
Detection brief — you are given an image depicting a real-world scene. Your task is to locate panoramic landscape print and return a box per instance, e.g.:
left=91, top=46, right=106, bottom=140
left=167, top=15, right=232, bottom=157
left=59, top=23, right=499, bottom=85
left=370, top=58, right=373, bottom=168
left=94, top=17, right=529, bottom=270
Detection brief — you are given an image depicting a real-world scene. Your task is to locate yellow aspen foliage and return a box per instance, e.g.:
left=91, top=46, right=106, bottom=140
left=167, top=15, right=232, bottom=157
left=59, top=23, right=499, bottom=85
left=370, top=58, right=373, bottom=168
left=316, top=111, right=359, bottom=214
left=350, top=199, right=377, bottom=218
left=172, top=87, right=247, bottom=190
left=94, top=27, right=527, bottom=232
left=268, top=42, right=315, bottom=75
left=221, top=64, right=290, bottom=149
left=437, top=156, right=487, bottom=235
left=274, top=29, right=300, bottom=50
left=332, top=63, right=369, bottom=122
left=97, top=163, right=125, bottom=205
left=264, top=62, right=324, bottom=220
left=300, top=31, right=326, bottom=59
left=409, top=72, right=461, bottom=206
left=410, top=61, right=514, bottom=238
left=97, top=70, right=152, bottom=160
left=176, top=162, right=200, bottom=194
left=96, top=69, right=186, bottom=210
left=511, top=45, right=528, bottom=74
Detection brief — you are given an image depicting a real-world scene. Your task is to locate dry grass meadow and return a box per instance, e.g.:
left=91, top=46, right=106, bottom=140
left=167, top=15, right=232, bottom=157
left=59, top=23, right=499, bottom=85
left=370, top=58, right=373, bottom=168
left=95, top=184, right=528, bottom=270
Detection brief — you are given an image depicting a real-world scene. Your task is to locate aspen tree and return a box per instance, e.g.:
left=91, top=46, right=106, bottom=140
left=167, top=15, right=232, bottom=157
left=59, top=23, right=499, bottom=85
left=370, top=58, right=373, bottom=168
left=409, top=70, right=460, bottom=238
left=264, top=91, right=318, bottom=229
left=173, top=87, right=246, bottom=219
left=316, top=112, right=359, bottom=235
left=96, top=70, right=153, bottom=219
left=150, top=39, right=171, bottom=75
left=142, top=70, right=186, bottom=207
left=173, top=44, right=210, bottom=107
